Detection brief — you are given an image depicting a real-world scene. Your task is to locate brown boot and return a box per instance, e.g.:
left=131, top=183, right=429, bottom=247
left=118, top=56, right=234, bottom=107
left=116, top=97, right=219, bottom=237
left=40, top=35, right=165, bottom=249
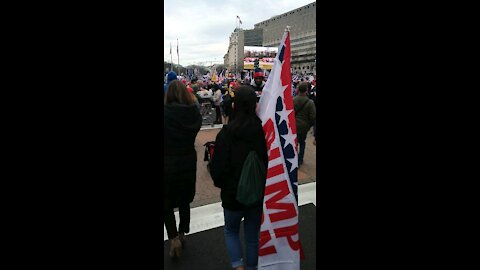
left=168, top=237, right=182, bottom=259
left=168, top=239, right=175, bottom=258
left=178, top=232, right=186, bottom=248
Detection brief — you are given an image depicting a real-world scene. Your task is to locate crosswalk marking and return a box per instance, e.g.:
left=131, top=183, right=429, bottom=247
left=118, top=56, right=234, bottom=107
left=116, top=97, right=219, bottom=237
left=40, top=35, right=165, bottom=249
left=200, top=124, right=223, bottom=130
left=164, top=182, right=316, bottom=241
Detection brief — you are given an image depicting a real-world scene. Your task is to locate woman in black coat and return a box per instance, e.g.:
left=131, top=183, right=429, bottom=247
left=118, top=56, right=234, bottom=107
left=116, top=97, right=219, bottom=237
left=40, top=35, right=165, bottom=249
left=164, top=80, right=202, bottom=259
left=210, top=86, right=268, bottom=270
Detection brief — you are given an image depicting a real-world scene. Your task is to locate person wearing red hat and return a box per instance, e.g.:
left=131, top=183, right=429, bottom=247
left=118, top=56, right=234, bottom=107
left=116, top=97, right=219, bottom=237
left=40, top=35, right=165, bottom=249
left=250, top=68, right=265, bottom=101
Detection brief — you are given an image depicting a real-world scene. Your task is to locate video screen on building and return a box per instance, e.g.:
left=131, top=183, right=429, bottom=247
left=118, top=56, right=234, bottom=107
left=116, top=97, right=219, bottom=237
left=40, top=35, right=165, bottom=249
left=243, top=46, right=278, bottom=70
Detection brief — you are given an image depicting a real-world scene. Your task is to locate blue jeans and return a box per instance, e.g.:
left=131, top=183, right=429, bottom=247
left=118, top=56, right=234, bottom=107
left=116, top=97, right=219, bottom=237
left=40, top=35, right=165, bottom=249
left=224, top=206, right=262, bottom=270
left=297, top=133, right=307, bottom=165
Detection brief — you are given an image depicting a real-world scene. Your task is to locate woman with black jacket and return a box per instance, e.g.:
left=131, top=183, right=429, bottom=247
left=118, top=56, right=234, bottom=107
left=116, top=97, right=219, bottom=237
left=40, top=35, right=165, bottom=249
left=164, top=80, right=202, bottom=259
left=210, top=86, right=268, bottom=270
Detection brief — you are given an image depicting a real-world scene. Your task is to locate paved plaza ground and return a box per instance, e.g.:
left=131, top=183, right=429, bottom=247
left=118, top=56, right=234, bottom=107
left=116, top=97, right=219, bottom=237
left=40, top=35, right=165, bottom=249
left=164, top=126, right=317, bottom=269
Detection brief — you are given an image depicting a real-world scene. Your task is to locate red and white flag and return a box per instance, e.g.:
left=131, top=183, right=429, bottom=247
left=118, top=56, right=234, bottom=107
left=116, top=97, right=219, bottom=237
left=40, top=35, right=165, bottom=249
left=257, top=28, right=303, bottom=269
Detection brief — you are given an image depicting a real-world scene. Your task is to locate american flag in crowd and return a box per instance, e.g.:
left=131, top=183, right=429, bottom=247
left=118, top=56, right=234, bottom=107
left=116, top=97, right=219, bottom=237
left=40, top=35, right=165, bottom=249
left=257, top=27, right=303, bottom=269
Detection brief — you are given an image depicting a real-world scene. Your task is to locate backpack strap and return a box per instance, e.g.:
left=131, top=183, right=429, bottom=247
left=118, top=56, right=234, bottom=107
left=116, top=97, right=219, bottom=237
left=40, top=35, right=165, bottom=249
left=296, top=99, right=310, bottom=115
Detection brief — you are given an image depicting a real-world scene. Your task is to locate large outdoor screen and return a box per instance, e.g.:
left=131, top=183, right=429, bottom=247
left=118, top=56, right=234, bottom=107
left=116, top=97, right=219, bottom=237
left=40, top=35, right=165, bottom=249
left=243, top=46, right=278, bottom=70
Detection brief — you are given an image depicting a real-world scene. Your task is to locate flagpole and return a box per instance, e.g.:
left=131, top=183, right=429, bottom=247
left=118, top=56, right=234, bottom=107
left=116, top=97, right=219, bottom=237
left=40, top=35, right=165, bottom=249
left=170, top=42, right=173, bottom=72
left=177, top=38, right=180, bottom=75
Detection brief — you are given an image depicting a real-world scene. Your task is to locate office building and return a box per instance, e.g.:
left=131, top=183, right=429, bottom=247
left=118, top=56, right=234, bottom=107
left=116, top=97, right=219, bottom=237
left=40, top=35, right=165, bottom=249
left=225, top=2, right=316, bottom=74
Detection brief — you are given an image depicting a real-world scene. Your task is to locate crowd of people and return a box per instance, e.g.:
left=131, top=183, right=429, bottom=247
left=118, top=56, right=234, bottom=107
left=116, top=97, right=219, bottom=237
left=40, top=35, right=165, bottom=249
left=164, top=68, right=317, bottom=125
left=163, top=67, right=317, bottom=270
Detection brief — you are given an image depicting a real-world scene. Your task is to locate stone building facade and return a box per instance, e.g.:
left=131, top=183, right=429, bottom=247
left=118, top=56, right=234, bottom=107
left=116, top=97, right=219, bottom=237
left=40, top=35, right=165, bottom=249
left=255, top=1, right=316, bottom=74
left=244, top=28, right=263, bottom=46
left=225, top=2, right=316, bottom=75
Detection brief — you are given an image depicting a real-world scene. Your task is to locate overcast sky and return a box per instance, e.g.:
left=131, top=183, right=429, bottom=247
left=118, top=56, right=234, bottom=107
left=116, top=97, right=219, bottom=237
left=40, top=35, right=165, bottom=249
left=164, top=0, right=315, bottom=67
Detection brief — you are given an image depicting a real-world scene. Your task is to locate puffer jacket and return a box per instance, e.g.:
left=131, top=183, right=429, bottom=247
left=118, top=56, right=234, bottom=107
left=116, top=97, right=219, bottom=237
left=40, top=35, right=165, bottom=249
left=164, top=102, right=202, bottom=208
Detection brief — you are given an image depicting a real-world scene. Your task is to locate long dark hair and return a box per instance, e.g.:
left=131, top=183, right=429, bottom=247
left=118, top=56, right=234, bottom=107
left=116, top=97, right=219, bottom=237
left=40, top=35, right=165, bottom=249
left=229, top=86, right=260, bottom=135
left=165, top=80, right=195, bottom=105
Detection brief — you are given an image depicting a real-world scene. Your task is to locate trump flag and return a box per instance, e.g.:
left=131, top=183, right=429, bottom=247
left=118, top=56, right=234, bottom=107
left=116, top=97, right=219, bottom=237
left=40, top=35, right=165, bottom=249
left=257, top=27, right=302, bottom=269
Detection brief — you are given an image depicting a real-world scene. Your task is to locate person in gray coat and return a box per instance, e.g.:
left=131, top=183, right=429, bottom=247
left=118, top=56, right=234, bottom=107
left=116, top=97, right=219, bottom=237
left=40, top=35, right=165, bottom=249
left=293, top=82, right=316, bottom=167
